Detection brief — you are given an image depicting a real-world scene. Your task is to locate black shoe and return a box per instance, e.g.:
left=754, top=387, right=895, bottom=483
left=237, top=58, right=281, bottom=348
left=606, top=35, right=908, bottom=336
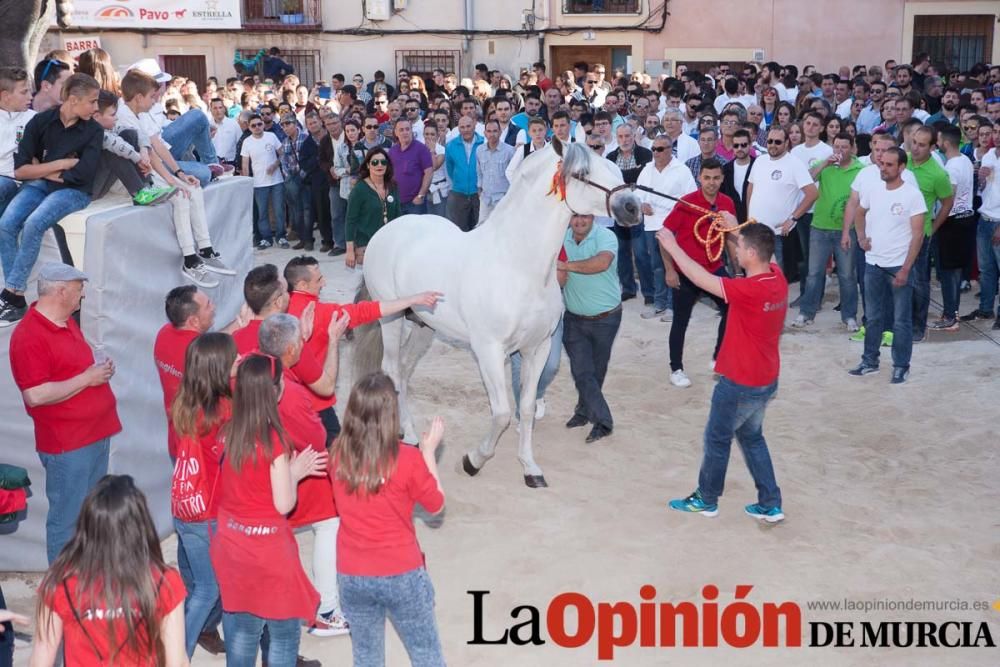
left=621, top=292, right=636, bottom=302
left=320, top=242, right=333, bottom=252
left=565, top=414, right=589, bottom=428
left=643, top=296, right=654, bottom=306
left=292, top=241, right=306, bottom=250
left=890, top=367, right=909, bottom=384
left=585, top=424, right=612, bottom=443
left=329, top=247, right=346, bottom=257
left=303, top=242, right=314, bottom=251
left=959, top=309, right=993, bottom=322
left=0, top=299, right=27, bottom=328
left=847, top=363, right=879, bottom=376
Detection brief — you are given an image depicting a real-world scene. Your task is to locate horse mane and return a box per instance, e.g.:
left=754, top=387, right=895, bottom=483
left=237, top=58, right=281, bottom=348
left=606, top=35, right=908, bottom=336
left=559, top=141, right=591, bottom=181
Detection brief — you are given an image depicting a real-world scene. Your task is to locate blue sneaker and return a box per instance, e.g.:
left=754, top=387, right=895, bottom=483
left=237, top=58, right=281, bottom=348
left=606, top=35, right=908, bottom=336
left=668, top=490, right=718, bottom=517
left=744, top=503, right=784, bottom=523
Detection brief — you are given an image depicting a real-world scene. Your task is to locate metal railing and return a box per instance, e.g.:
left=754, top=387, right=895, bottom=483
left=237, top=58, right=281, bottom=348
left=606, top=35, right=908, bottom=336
left=562, top=0, right=640, bottom=14
left=242, top=0, right=321, bottom=28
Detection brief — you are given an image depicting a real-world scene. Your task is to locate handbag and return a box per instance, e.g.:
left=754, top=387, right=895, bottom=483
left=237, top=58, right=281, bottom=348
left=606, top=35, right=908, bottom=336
left=171, top=435, right=223, bottom=523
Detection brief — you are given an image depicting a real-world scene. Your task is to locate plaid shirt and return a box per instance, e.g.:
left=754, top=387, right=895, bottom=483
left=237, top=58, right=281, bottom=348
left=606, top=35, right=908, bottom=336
left=280, top=130, right=307, bottom=178
left=685, top=152, right=728, bottom=179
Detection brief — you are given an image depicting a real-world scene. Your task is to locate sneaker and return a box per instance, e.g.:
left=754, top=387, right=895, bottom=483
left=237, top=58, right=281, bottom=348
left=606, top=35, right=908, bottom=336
left=132, top=185, right=176, bottom=206
left=534, top=398, right=546, bottom=420
left=959, top=309, right=993, bottom=322
left=277, top=238, right=290, bottom=249
left=890, top=367, right=909, bottom=384
left=0, top=299, right=27, bottom=328
left=960, top=280, right=971, bottom=293
left=256, top=239, right=273, bottom=250
left=207, top=163, right=225, bottom=178
left=182, top=261, right=220, bottom=288
left=329, top=247, right=346, bottom=257
left=845, top=318, right=859, bottom=333
left=847, top=362, right=879, bottom=376
left=292, top=240, right=306, bottom=250
left=744, top=503, right=784, bottom=523
left=641, top=307, right=667, bottom=320
left=659, top=309, right=673, bottom=323
left=308, top=609, right=350, bottom=637
left=668, top=490, right=718, bottom=517
left=669, top=369, right=692, bottom=388
left=790, top=314, right=813, bottom=328
left=928, top=318, right=959, bottom=331
left=881, top=331, right=893, bottom=347
left=200, top=251, right=237, bottom=276
left=849, top=325, right=866, bottom=342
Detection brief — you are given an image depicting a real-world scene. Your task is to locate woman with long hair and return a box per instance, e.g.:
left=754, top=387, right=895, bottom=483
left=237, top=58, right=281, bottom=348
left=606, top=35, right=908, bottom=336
left=30, top=475, right=188, bottom=666
left=210, top=355, right=326, bottom=667
left=335, top=119, right=365, bottom=202
left=821, top=116, right=842, bottom=145
left=759, top=85, right=779, bottom=126
left=77, top=48, right=120, bottom=95
left=774, top=101, right=796, bottom=129
left=345, top=147, right=401, bottom=270
left=170, top=333, right=236, bottom=658
left=331, top=372, right=446, bottom=667
left=787, top=121, right=804, bottom=148
left=408, top=75, right=427, bottom=99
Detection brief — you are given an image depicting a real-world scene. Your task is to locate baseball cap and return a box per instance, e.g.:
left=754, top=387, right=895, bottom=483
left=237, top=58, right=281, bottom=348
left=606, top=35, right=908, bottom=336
left=38, top=262, right=88, bottom=282
left=128, top=58, right=172, bottom=84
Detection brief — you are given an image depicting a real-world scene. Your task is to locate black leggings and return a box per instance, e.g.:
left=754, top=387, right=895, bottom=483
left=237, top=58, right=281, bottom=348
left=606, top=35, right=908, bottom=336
left=669, top=269, right=728, bottom=372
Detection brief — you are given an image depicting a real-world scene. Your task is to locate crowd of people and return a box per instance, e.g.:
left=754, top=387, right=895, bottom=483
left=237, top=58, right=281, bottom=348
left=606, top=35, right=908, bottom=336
left=1, top=44, right=1000, bottom=666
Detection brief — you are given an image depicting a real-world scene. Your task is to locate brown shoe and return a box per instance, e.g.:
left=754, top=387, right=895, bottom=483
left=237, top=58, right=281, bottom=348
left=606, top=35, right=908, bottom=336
left=197, top=629, right=226, bottom=655
left=303, top=242, right=315, bottom=251
left=292, top=241, right=306, bottom=250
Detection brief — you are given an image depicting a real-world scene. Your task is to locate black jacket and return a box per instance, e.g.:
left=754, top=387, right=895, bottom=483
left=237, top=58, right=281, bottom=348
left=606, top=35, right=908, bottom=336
left=721, top=156, right=756, bottom=222
left=606, top=145, right=652, bottom=185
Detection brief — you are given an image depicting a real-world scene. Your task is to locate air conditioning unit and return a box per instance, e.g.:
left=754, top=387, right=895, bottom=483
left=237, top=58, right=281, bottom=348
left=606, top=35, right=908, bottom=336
left=366, top=0, right=391, bottom=21
left=752, top=48, right=765, bottom=63
left=393, top=0, right=408, bottom=8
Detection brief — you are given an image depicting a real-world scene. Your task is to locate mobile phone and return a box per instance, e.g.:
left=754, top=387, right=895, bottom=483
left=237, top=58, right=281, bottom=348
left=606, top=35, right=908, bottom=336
left=319, top=86, right=331, bottom=100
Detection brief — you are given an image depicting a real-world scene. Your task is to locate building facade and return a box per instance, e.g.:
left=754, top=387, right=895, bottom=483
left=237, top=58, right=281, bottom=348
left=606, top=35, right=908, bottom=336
left=44, top=0, right=998, bottom=85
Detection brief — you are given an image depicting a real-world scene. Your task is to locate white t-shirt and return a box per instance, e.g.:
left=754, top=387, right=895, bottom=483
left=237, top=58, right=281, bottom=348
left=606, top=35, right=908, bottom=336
left=672, top=132, right=700, bottom=164
left=0, top=108, right=36, bottom=178
left=636, top=159, right=697, bottom=231
left=240, top=133, right=283, bottom=187
left=713, top=93, right=757, bottom=115
left=211, top=116, right=242, bottom=162
left=791, top=141, right=833, bottom=213
left=774, top=82, right=797, bottom=104
left=115, top=99, right=153, bottom=148
left=978, top=149, right=1000, bottom=220
left=851, top=163, right=917, bottom=197
left=733, top=160, right=750, bottom=196
left=859, top=181, right=927, bottom=267
left=944, top=154, right=974, bottom=216
left=747, top=152, right=814, bottom=230
left=424, top=141, right=448, bottom=203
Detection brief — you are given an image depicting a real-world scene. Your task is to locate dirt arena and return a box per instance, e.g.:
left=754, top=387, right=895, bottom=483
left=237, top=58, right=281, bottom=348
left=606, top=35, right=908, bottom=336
left=5, top=246, right=999, bottom=666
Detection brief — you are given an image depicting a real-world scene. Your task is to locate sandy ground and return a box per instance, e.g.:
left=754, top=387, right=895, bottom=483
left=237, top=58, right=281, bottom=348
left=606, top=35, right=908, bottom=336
left=4, top=245, right=1000, bottom=666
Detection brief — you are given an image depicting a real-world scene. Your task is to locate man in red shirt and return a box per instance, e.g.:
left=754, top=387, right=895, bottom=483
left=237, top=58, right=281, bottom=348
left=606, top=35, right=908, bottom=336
left=661, top=158, right=737, bottom=389
left=657, top=223, right=787, bottom=523
left=8, top=263, right=121, bottom=563
left=283, top=255, right=441, bottom=443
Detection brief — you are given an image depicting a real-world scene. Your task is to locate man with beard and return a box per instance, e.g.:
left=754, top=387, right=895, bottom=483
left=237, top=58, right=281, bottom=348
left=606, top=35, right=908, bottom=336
left=926, top=87, right=961, bottom=126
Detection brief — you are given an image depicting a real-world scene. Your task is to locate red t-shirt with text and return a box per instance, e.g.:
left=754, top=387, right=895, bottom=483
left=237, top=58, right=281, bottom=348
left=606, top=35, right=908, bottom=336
left=715, top=264, right=788, bottom=386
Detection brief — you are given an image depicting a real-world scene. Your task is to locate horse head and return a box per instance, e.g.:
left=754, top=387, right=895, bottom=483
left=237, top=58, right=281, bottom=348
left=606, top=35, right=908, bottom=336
left=551, top=136, right=642, bottom=228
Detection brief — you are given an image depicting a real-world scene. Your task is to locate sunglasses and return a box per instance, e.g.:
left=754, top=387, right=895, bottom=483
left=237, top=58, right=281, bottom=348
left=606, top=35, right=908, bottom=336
left=376, top=100, right=388, bottom=105
left=588, top=144, right=603, bottom=150
left=365, top=124, right=379, bottom=129
left=586, top=79, right=598, bottom=84
left=766, top=139, right=785, bottom=145
left=406, top=107, right=419, bottom=113
left=369, top=159, right=388, bottom=166
left=733, top=142, right=749, bottom=148
left=651, top=146, right=669, bottom=152
left=250, top=122, right=264, bottom=128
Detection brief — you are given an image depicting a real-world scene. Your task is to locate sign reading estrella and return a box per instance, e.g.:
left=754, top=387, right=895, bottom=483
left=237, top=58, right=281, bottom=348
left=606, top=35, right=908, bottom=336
left=71, top=0, right=241, bottom=29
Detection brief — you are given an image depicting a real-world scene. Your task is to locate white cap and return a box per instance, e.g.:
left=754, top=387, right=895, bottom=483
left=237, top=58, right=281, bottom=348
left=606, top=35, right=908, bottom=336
left=128, top=58, right=171, bottom=84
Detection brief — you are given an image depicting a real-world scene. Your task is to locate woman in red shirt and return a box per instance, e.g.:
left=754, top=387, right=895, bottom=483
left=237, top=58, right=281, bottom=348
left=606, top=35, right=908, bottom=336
left=30, top=474, right=188, bottom=666
left=209, top=354, right=326, bottom=667
left=169, top=332, right=235, bottom=658
left=331, top=372, right=446, bottom=666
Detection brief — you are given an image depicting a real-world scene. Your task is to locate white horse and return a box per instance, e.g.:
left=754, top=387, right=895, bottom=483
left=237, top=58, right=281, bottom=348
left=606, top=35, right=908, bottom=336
left=354, top=137, right=642, bottom=488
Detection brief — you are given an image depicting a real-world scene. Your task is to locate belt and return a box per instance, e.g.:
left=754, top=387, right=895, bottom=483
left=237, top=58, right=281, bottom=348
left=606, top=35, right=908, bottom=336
left=950, top=211, right=975, bottom=219
left=432, top=178, right=447, bottom=185
left=569, top=304, right=622, bottom=321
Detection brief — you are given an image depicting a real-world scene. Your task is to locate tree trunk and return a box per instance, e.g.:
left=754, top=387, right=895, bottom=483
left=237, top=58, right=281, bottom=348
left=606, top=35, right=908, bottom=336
left=0, top=0, right=55, bottom=75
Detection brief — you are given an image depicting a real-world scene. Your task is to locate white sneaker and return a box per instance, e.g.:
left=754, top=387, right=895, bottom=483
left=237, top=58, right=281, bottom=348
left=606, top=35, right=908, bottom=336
left=670, top=369, right=692, bottom=388
left=845, top=318, right=860, bottom=332
left=659, top=309, right=674, bottom=323
left=182, top=261, right=220, bottom=288
left=534, top=398, right=546, bottom=419
left=308, top=609, right=350, bottom=637
left=640, top=307, right=666, bottom=320
left=790, top=314, right=812, bottom=328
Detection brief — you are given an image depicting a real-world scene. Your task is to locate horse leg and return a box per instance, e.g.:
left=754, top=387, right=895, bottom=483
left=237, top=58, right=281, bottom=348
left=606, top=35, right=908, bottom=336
left=462, top=341, right=514, bottom=480
left=514, top=339, right=551, bottom=488
left=397, top=321, right=435, bottom=444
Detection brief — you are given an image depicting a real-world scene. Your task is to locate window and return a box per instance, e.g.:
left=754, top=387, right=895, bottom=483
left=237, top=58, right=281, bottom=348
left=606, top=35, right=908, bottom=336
left=235, top=48, right=321, bottom=87
left=395, top=50, right=462, bottom=79
left=162, top=55, right=207, bottom=88
left=912, top=15, right=994, bottom=73
left=562, top=0, right=640, bottom=15
left=242, top=0, right=321, bottom=28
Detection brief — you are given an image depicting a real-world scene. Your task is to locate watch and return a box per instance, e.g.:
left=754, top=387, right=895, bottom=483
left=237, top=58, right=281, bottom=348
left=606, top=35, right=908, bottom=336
left=173, top=168, right=184, bottom=176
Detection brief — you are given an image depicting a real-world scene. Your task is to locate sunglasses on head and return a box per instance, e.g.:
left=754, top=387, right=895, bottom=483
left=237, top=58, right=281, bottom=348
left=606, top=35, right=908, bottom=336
left=369, top=158, right=388, bottom=166
left=766, top=138, right=784, bottom=145
left=39, top=59, right=65, bottom=83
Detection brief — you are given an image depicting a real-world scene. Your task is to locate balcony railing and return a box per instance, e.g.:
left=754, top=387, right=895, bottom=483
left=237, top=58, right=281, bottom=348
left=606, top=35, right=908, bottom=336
left=242, top=0, right=321, bottom=29
left=562, top=0, right=640, bottom=14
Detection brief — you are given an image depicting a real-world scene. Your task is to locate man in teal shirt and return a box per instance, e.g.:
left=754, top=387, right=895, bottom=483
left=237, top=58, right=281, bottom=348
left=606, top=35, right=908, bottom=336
left=793, top=133, right=864, bottom=329
left=908, top=126, right=953, bottom=340
left=558, top=214, right=621, bottom=444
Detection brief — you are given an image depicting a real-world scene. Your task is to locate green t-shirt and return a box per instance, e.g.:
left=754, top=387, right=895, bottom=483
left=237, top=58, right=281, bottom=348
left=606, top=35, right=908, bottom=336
left=812, top=158, right=863, bottom=232
left=907, top=155, right=953, bottom=236
left=563, top=225, right=620, bottom=317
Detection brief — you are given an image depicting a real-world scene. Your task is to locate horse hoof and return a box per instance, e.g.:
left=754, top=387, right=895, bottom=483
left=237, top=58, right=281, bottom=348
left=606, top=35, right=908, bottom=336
left=462, top=454, right=480, bottom=477
left=524, top=475, right=548, bottom=488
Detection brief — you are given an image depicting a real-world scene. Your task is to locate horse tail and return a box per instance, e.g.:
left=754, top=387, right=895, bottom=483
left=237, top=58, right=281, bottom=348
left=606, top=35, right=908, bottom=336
left=351, top=278, right=384, bottom=383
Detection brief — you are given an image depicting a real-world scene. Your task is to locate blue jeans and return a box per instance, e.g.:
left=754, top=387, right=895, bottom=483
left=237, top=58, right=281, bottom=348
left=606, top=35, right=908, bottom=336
left=174, top=518, right=221, bottom=657
left=338, top=568, right=445, bottom=667
left=0, top=176, right=18, bottom=220
left=697, top=377, right=781, bottom=509
left=853, top=229, right=868, bottom=324
left=799, top=228, right=858, bottom=321
left=794, top=213, right=812, bottom=291
left=401, top=200, right=427, bottom=215
left=644, top=230, right=672, bottom=310
left=614, top=224, right=653, bottom=299
left=862, top=263, right=914, bottom=370
left=221, top=612, right=300, bottom=667
left=939, top=268, right=961, bottom=320
left=511, top=316, right=564, bottom=418
left=284, top=173, right=311, bottom=244
left=330, top=188, right=347, bottom=249
left=773, top=233, right=785, bottom=268
left=0, top=181, right=90, bottom=292
left=428, top=195, right=447, bottom=219
left=977, top=216, right=1000, bottom=316
left=162, top=109, right=218, bottom=166
left=254, top=183, right=286, bottom=243
left=910, top=236, right=931, bottom=337
left=38, top=438, right=109, bottom=564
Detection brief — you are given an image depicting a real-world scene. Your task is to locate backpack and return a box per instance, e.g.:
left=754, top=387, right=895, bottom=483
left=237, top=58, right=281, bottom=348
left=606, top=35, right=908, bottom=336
left=171, top=434, right=222, bottom=523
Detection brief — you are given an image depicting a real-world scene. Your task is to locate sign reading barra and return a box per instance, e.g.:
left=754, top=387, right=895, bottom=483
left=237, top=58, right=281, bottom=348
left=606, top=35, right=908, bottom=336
left=71, top=0, right=241, bottom=29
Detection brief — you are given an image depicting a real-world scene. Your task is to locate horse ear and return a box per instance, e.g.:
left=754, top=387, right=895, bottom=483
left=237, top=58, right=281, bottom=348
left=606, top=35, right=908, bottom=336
left=551, top=135, right=564, bottom=157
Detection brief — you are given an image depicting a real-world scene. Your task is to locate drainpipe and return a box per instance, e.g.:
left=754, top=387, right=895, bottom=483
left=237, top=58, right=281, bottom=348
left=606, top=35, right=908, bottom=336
left=463, top=0, right=473, bottom=59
